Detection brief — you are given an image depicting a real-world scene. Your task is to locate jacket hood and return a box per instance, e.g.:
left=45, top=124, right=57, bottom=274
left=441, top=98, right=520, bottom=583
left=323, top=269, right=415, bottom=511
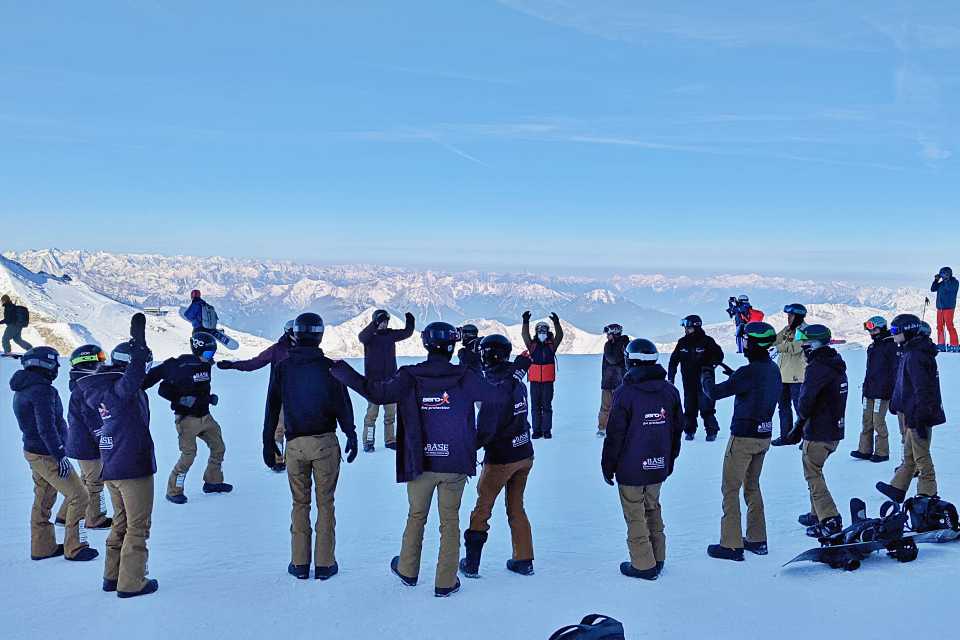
left=905, top=336, right=940, bottom=358
left=410, top=354, right=467, bottom=387
left=624, top=364, right=668, bottom=385
left=808, top=346, right=846, bottom=374
left=10, top=368, right=53, bottom=392
left=287, top=346, right=329, bottom=363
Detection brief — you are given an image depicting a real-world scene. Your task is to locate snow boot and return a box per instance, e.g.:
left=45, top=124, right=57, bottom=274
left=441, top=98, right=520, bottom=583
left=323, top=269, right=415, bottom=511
left=532, top=430, right=543, bottom=440
left=287, top=563, right=309, bottom=580
left=798, top=512, right=818, bottom=527
left=102, top=578, right=117, bottom=592
left=596, top=429, right=605, bottom=438
left=619, top=562, right=658, bottom=580
left=870, top=454, right=889, bottom=463
left=506, top=559, right=534, bottom=576
left=88, top=517, right=113, bottom=530
left=363, top=442, right=375, bottom=453
left=458, top=530, right=487, bottom=578
left=543, top=431, right=553, bottom=439
left=850, top=450, right=871, bottom=460
left=684, top=433, right=694, bottom=441
left=385, top=442, right=397, bottom=451
left=271, top=463, right=286, bottom=473
left=877, top=481, right=906, bottom=503
left=31, top=544, right=64, bottom=561
left=744, top=540, right=768, bottom=556
left=65, top=547, right=99, bottom=562
left=117, top=579, right=159, bottom=599
left=806, top=515, right=842, bottom=538
left=435, top=578, right=461, bottom=598
left=390, top=556, right=417, bottom=587
left=314, top=562, right=338, bottom=581
left=705, top=432, right=718, bottom=442
left=707, top=545, right=744, bottom=561
left=202, top=482, right=233, bottom=494
left=165, top=493, right=187, bottom=504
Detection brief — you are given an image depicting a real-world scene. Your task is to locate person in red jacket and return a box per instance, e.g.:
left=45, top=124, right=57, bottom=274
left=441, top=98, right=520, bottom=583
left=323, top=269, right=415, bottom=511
left=521, top=312, right=564, bottom=439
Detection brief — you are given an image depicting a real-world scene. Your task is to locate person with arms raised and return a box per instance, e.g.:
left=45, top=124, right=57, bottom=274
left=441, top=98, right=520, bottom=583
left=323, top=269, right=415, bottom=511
left=358, top=309, right=415, bottom=452
left=522, top=311, right=564, bottom=439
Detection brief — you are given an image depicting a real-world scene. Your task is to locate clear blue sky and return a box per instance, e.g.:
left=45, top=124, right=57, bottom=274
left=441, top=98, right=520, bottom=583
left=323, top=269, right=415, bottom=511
left=1, top=1, right=957, bottom=279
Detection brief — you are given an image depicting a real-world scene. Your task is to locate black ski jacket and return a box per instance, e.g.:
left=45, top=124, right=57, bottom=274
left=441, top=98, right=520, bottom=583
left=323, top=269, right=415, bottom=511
left=863, top=332, right=898, bottom=401
left=601, top=335, right=631, bottom=390
left=890, top=337, right=946, bottom=431
left=144, top=354, right=215, bottom=417
left=668, top=329, right=724, bottom=388
left=798, top=347, right=848, bottom=442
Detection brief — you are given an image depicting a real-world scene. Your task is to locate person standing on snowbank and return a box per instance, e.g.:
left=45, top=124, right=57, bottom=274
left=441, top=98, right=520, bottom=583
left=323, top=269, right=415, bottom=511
left=876, top=314, right=945, bottom=503
left=602, top=339, right=683, bottom=581
left=358, top=309, right=415, bottom=452
left=78, top=314, right=158, bottom=598
left=852, top=317, right=897, bottom=463
left=12, top=346, right=97, bottom=563
left=331, top=322, right=501, bottom=598
left=144, top=332, right=232, bottom=504
left=774, top=303, right=807, bottom=439
left=263, top=313, right=358, bottom=581
left=931, top=267, right=959, bottom=352
left=597, top=324, right=630, bottom=438
left=668, top=315, right=723, bottom=441
left=1, top=294, right=33, bottom=353
left=702, top=322, right=780, bottom=562
left=522, top=311, right=564, bottom=439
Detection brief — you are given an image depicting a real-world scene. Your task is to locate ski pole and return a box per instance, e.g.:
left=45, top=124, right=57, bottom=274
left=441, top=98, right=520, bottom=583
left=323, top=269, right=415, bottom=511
left=921, top=297, right=930, bottom=322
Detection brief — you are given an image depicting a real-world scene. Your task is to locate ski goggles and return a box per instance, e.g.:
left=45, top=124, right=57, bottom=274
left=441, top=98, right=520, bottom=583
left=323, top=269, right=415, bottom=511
left=603, top=324, right=623, bottom=335
left=783, top=303, right=807, bottom=316
left=201, top=350, right=216, bottom=360
left=680, top=318, right=701, bottom=328
left=70, top=351, right=106, bottom=367
left=863, top=317, right=886, bottom=331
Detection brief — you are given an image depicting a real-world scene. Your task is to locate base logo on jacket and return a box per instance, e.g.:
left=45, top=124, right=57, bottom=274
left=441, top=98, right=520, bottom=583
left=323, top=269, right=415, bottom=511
left=642, top=456, right=666, bottom=470
left=642, top=408, right=668, bottom=426
left=512, top=432, right=531, bottom=448
left=99, top=435, right=114, bottom=451
left=424, top=443, right=450, bottom=457
left=421, top=392, right=451, bottom=411
left=192, top=371, right=210, bottom=383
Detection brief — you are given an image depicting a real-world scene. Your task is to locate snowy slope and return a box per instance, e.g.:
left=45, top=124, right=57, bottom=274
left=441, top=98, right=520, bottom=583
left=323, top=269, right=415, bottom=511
left=0, top=349, right=956, bottom=639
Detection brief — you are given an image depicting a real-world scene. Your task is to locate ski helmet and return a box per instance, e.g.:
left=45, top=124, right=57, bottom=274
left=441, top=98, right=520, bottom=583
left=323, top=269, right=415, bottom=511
left=284, top=319, right=295, bottom=336
left=21, top=346, right=60, bottom=376
left=479, top=334, right=512, bottom=367
left=864, top=316, right=887, bottom=332
left=624, top=338, right=658, bottom=366
left=795, top=324, right=832, bottom=353
left=783, top=303, right=807, bottom=317
left=460, top=324, right=479, bottom=343
left=940, top=267, right=953, bottom=279
left=680, top=315, right=702, bottom=328
left=69, top=344, right=105, bottom=371
left=421, top=321, right=459, bottom=355
left=190, top=332, right=218, bottom=360
left=293, top=312, right=324, bottom=346
left=110, top=341, right=154, bottom=370
left=743, top=321, right=777, bottom=350
left=603, top=323, right=623, bottom=336
left=372, top=309, right=390, bottom=326
left=190, top=289, right=201, bottom=299
left=890, top=314, right=923, bottom=341
left=737, top=294, right=750, bottom=304
left=919, top=321, right=932, bottom=338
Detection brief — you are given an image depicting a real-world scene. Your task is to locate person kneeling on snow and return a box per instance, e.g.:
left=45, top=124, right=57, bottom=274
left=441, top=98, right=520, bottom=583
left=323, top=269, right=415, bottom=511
left=459, top=335, right=536, bottom=579
left=602, top=339, right=683, bottom=580
left=144, top=331, right=232, bottom=504
left=702, top=322, right=781, bottom=562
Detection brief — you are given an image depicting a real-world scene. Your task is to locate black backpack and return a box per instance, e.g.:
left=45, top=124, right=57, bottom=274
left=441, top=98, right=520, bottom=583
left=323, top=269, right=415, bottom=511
left=549, top=614, right=625, bottom=640
left=13, top=305, right=29, bottom=327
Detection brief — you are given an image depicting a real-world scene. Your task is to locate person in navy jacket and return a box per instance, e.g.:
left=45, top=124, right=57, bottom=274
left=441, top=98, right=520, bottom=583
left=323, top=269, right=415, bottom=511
left=331, top=322, right=500, bottom=598
left=602, top=338, right=683, bottom=581
left=358, top=309, right=415, bottom=451
left=77, top=313, right=158, bottom=598
left=12, top=346, right=96, bottom=563
left=853, top=316, right=898, bottom=462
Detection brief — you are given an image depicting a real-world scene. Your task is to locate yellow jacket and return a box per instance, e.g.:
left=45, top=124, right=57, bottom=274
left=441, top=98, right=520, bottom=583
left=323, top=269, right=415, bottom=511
left=776, top=325, right=806, bottom=383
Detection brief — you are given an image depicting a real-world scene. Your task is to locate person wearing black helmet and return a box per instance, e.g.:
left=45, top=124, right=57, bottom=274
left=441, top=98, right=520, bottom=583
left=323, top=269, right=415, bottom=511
left=358, top=309, right=416, bottom=452
left=143, top=331, right=231, bottom=504
left=702, top=322, right=781, bottom=561
left=331, top=321, right=501, bottom=598
left=77, top=313, right=158, bottom=597
left=460, top=334, right=536, bottom=579
left=602, top=339, right=683, bottom=580
left=853, top=317, right=897, bottom=462
left=457, top=324, right=482, bottom=372
left=774, top=303, right=808, bottom=439
left=521, top=311, right=564, bottom=439
left=216, top=319, right=297, bottom=471
left=931, top=267, right=958, bottom=352
left=12, top=345, right=98, bottom=563
left=264, top=312, right=358, bottom=580
left=876, top=314, right=945, bottom=503
left=668, top=315, right=724, bottom=441
left=54, top=345, right=112, bottom=530
left=597, top=323, right=630, bottom=438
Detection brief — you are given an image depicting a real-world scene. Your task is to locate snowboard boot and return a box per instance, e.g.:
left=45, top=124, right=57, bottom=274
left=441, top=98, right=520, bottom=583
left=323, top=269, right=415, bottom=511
left=117, top=579, right=159, bottom=599
left=620, top=562, right=658, bottom=580
left=684, top=433, right=694, bottom=441
left=869, top=454, right=889, bottom=463
left=385, top=442, right=397, bottom=451
left=876, top=481, right=906, bottom=503
left=315, top=562, right=338, bottom=581
left=287, top=563, right=309, bottom=580
left=165, top=493, right=187, bottom=505
left=806, top=515, right=842, bottom=538
left=202, top=482, right=233, bottom=494
left=31, top=544, right=64, bottom=561
left=506, top=559, right=534, bottom=576
left=88, top=517, right=113, bottom=530
left=532, top=430, right=543, bottom=440
left=435, top=578, right=461, bottom=598
left=850, top=450, right=871, bottom=460
left=390, top=556, right=417, bottom=587
left=543, top=431, right=553, bottom=439
left=65, top=547, right=99, bottom=562
left=102, top=578, right=117, bottom=593
left=458, top=530, right=487, bottom=578
left=744, top=540, right=768, bottom=556
left=798, top=512, right=818, bottom=527
left=363, top=442, right=375, bottom=453
left=705, top=431, right=718, bottom=442
left=655, top=561, right=664, bottom=576
left=707, top=545, right=744, bottom=561
left=936, top=344, right=947, bottom=352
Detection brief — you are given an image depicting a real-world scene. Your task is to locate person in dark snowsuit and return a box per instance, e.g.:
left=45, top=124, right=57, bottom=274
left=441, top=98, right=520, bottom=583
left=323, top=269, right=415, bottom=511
left=852, top=316, right=898, bottom=462
left=358, top=309, right=415, bottom=451
left=331, top=322, right=501, bottom=598
left=521, top=311, right=564, bottom=439
left=1, top=293, right=33, bottom=353
left=602, top=338, right=683, bottom=581
left=598, top=324, right=630, bottom=438
left=668, top=315, right=724, bottom=441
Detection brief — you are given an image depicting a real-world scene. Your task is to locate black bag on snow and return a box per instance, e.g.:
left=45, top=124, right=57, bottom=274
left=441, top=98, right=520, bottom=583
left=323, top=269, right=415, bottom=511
left=548, top=614, right=625, bottom=640
left=13, top=305, right=28, bottom=327
left=904, top=496, right=960, bottom=533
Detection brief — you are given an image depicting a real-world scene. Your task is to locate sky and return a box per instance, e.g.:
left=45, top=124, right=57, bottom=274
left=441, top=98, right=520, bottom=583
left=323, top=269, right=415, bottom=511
left=0, top=1, right=958, bottom=280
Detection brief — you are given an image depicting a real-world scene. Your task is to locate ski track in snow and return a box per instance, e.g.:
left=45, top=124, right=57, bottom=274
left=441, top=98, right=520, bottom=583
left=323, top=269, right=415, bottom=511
left=0, top=352, right=957, bottom=639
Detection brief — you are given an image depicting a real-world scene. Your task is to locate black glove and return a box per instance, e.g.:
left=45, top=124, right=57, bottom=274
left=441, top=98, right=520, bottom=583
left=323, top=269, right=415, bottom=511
left=216, top=361, right=234, bottom=370
left=603, top=471, right=615, bottom=486
left=57, top=457, right=72, bottom=479
left=772, top=417, right=805, bottom=446
left=522, top=310, right=532, bottom=322
left=263, top=438, right=281, bottom=469
left=209, top=394, right=219, bottom=406
left=549, top=312, right=559, bottom=323
left=178, top=396, right=197, bottom=408
left=344, top=431, right=358, bottom=463
left=404, top=312, right=415, bottom=327
left=130, top=313, right=146, bottom=347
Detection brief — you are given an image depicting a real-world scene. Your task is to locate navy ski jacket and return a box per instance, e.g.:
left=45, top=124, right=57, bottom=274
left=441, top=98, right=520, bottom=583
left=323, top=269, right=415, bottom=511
left=144, top=354, right=215, bottom=417
left=331, top=354, right=500, bottom=482
left=890, top=337, right=946, bottom=431
left=931, top=276, right=959, bottom=310
left=601, top=364, right=683, bottom=486
left=78, top=347, right=156, bottom=481
left=457, top=339, right=483, bottom=372
left=668, top=329, right=724, bottom=389
left=480, top=361, right=534, bottom=465
left=798, top=347, right=848, bottom=442
left=184, top=298, right=204, bottom=330
left=702, top=354, right=781, bottom=438
left=601, top=335, right=631, bottom=390
left=11, top=369, right=68, bottom=460
left=65, top=372, right=102, bottom=460
left=863, top=332, right=898, bottom=401
left=358, top=316, right=415, bottom=382
left=264, top=346, right=355, bottom=445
